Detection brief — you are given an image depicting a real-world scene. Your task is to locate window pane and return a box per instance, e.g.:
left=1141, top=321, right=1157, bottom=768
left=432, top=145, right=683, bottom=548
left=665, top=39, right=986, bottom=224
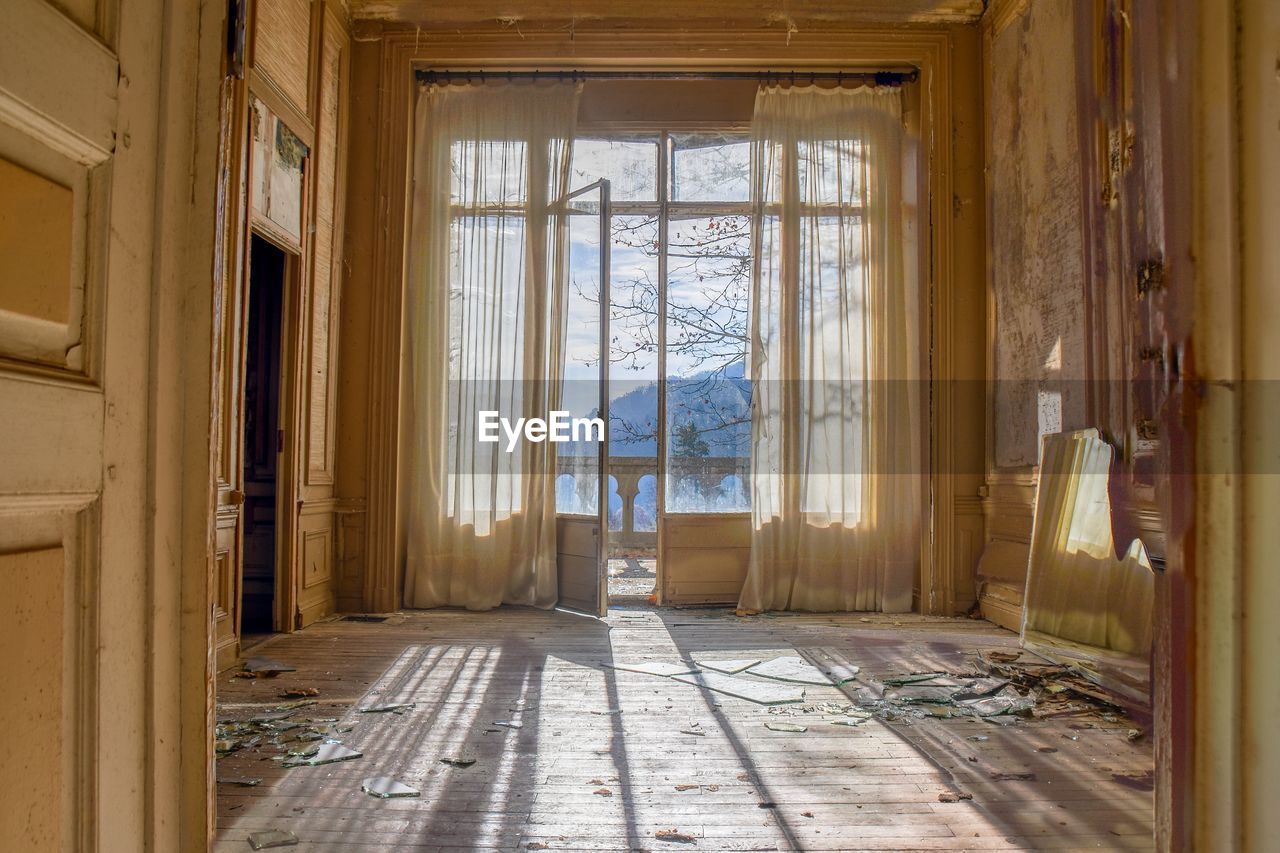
left=450, top=140, right=528, bottom=206
left=670, top=132, right=750, bottom=202
left=558, top=191, right=604, bottom=515
left=607, top=214, right=660, bottom=453
left=664, top=214, right=752, bottom=512
left=798, top=215, right=866, bottom=519
left=572, top=137, right=659, bottom=202
left=445, top=215, right=528, bottom=523
left=796, top=138, right=866, bottom=206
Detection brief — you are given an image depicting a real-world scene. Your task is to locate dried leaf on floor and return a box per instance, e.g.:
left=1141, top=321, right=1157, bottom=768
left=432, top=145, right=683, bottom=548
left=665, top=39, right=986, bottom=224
left=440, top=756, right=476, bottom=768
left=278, top=687, right=319, bottom=698
left=655, top=828, right=696, bottom=843
left=1112, top=771, right=1155, bottom=791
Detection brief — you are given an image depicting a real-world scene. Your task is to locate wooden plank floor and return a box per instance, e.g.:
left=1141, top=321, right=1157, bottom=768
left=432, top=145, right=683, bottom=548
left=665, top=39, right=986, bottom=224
left=214, top=608, right=1154, bottom=851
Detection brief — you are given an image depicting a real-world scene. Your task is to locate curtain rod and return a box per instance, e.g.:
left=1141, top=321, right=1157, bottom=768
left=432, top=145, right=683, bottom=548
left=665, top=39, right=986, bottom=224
left=415, top=69, right=918, bottom=86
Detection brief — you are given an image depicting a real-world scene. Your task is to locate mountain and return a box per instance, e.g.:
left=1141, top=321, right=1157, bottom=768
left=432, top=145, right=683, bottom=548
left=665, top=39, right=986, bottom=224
left=561, top=365, right=751, bottom=458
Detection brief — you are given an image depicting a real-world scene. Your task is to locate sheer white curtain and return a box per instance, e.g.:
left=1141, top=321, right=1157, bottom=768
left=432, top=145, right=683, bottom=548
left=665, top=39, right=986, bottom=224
left=403, top=82, right=580, bottom=610
left=738, top=85, right=922, bottom=613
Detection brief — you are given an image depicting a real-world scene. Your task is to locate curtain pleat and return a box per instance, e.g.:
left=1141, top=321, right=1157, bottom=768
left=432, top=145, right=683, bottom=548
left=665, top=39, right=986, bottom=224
left=403, top=82, right=580, bottom=610
left=738, top=86, right=922, bottom=614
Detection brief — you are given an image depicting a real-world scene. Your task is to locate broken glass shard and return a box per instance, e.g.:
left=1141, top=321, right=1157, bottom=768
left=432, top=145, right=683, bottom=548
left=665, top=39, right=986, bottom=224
left=247, top=829, right=299, bottom=849
left=361, top=777, right=420, bottom=799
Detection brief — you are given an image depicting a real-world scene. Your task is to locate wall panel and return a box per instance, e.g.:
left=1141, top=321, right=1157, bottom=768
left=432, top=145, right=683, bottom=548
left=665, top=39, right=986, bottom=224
left=253, top=0, right=314, bottom=119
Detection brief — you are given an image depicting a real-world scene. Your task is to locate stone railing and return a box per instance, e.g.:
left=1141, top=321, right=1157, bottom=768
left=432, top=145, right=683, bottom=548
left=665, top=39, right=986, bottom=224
left=555, top=455, right=748, bottom=551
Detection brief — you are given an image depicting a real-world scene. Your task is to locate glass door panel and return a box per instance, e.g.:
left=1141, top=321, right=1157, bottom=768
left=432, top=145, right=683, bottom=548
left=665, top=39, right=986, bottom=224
left=662, top=212, right=753, bottom=514
left=555, top=180, right=610, bottom=616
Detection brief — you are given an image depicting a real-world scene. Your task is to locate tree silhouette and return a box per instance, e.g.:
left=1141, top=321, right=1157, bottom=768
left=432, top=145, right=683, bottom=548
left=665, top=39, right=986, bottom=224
left=672, top=421, right=711, bottom=458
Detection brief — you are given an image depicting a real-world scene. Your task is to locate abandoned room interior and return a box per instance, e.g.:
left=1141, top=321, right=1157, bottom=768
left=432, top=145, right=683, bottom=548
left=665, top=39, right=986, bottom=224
left=1, top=0, right=1278, bottom=850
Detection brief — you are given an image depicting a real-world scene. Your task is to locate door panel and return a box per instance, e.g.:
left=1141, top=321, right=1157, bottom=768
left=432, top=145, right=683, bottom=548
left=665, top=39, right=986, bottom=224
left=659, top=514, right=751, bottom=604
left=556, top=517, right=604, bottom=614
left=1, top=0, right=137, bottom=845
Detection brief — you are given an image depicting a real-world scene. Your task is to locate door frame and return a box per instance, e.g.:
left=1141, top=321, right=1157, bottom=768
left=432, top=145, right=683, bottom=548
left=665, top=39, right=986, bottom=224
left=243, top=227, right=305, bottom=636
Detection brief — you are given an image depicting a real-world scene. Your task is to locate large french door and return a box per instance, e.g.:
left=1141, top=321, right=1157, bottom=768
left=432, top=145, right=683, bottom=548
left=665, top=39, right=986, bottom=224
left=573, top=132, right=756, bottom=605
left=555, top=179, right=612, bottom=616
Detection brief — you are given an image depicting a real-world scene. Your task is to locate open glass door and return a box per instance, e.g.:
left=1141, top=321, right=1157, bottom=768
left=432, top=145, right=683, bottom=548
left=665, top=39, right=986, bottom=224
left=555, top=179, right=611, bottom=616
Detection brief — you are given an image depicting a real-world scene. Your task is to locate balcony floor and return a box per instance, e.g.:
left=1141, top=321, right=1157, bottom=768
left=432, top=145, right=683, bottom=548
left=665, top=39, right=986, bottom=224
left=214, top=608, right=1154, bottom=851
left=608, top=556, right=656, bottom=599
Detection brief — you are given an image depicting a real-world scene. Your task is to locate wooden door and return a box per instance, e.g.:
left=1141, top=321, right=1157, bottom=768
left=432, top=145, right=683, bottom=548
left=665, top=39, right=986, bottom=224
left=0, top=0, right=162, bottom=843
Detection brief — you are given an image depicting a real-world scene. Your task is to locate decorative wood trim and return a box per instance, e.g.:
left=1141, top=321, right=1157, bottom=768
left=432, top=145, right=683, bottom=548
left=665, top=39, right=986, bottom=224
left=356, top=24, right=971, bottom=616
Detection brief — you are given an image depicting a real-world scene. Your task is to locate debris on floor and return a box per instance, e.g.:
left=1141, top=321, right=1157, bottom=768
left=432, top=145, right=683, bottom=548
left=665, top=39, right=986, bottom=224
left=239, top=658, right=296, bottom=677
left=1112, top=770, right=1155, bottom=791
left=655, top=828, right=696, bottom=843
left=592, top=787, right=613, bottom=796
left=278, top=687, right=319, bottom=698
left=764, top=721, right=807, bottom=733
left=439, top=756, right=476, bottom=768
left=494, top=719, right=523, bottom=729
left=358, top=702, right=415, bottom=715
left=361, top=777, right=420, bottom=799
left=853, top=647, right=1134, bottom=725
left=289, top=742, right=363, bottom=767
left=247, top=829, right=299, bottom=849
left=938, top=790, right=974, bottom=803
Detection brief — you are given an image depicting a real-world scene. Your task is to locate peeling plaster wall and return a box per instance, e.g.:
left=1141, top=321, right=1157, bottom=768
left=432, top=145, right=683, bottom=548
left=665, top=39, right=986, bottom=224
left=987, top=0, right=1089, bottom=471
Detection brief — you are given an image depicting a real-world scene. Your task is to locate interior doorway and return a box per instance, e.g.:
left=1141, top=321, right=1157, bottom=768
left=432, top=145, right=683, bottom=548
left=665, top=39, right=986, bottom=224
left=241, top=235, right=287, bottom=638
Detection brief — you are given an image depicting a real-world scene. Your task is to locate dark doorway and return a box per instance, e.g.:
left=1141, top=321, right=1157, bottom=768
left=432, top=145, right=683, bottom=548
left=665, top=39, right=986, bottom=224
left=241, top=235, right=286, bottom=635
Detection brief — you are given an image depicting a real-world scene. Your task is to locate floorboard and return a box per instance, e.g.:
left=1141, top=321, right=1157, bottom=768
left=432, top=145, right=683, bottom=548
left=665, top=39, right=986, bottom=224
left=215, top=608, right=1154, bottom=851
